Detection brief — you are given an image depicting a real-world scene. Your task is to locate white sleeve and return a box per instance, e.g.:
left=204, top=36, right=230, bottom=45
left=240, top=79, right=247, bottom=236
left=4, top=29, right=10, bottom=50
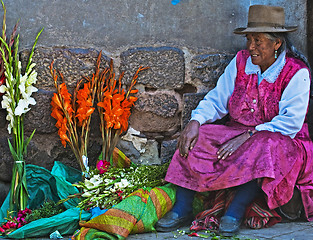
left=255, top=68, right=310, bottom=138
left=190, top=55, right=237, bottom=125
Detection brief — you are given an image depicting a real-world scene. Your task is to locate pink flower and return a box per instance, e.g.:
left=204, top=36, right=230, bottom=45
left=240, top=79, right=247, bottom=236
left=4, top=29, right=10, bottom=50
left=97, top=160, right=110, bottom=174
left=188, top=232, right=200, bottom=237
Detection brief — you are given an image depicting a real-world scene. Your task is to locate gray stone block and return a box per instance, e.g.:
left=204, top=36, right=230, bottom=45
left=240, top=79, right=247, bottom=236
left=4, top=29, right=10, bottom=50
left=25, top=133, right=101, bottom=171
left=24, top=90, right=56, bottom=134
left=137, top=140, right=161, bottom=165
left=116, top=139, right=141, bottom=162
left=0, top=136, right=13, bottom=182
left=134, top=91, right=179, bottom=118
left=160, top=139, right=177, bottom=164
left=191, top=53, right=233, bottom=88
left=20, top=47, right=110, bottom=90
left=182, top=92, right=206, bottom=129
left=0, top=109, right=6, bottom=129
left=0, top=181, right=10, bottom=207
left=120, top=47, right=185, bottom=89
left=130, top=109, right=180, bottom=133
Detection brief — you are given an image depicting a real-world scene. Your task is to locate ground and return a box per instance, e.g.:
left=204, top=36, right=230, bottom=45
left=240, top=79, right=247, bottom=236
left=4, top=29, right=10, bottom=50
left=4, top=221, right=312, bottom=240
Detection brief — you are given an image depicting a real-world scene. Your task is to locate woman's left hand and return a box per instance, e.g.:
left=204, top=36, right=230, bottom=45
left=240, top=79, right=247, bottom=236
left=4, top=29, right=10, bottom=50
left=217, top=131, right=251, bottom=160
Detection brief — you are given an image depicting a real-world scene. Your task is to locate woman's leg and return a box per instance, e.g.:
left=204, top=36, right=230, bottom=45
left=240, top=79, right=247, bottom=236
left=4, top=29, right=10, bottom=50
left=225, top=180, right=262, bottom=220
left=220, top=180, right=262, bottom=236
left=155, top=186, right=195, bottom=232
left=171, top=186, right=195, bottom=216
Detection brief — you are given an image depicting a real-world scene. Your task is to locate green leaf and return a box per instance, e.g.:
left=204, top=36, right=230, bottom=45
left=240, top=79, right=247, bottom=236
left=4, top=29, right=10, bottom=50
left=8, top=139, right=19, bottom=162
left=25, top=27, right=44, bottom=72
left=23, top=129, right=36, bottom=155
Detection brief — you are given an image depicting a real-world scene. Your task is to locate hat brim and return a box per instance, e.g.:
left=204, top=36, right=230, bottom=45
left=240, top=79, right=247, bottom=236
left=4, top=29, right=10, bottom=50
left=233, top=26, right=298, bottom=34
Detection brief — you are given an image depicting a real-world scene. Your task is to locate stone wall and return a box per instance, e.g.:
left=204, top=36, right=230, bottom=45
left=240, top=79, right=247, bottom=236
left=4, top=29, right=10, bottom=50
left=0, top=0, right=308, bottom=204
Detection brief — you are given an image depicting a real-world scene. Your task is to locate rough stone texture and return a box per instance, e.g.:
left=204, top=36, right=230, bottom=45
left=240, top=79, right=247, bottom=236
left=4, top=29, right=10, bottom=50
left=117, top=140, right=141, bottom=162
left=191, top=53, right=234, bottom=89
left=137, top=140, right=161, bottom=165
left=0, top=135, right=13, bottom=182
left=0, top=182, right=10, bottom=206
left=24, top=90, right=56, bottom=134
left=134, top=91, right=179, bottom=118
left=120, top=47, right=185, bottom=89
left=20, top=47, right=110, bottom=90
left=160, top=139, right=177, bottom=164
left=129, top=109, right=180, bottom=133
left=117, top=139, right=161, bottom=165
left=25, top=133, right=101, bottom=171
left=0, top=109, right=6, bottom=129
left=182, top=93, right=206, bottom=129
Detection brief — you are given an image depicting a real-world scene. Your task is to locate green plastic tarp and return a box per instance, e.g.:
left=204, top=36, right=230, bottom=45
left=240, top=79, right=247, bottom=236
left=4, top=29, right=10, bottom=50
left=0, top=161, right=91, bottom=239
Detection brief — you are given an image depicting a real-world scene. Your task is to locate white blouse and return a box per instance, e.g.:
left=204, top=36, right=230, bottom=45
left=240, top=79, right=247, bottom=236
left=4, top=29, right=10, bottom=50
left=190, top=51, right=310, bottom=139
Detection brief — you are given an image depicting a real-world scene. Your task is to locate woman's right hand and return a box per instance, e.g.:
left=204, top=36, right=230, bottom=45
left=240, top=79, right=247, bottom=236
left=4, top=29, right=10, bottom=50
left=177, top=120, right=200, bottom=158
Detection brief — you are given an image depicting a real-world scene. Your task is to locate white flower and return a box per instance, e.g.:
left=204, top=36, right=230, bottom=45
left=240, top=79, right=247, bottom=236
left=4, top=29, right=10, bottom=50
left=82, top=191, right=92, bottom=198
left=85, top=175, right=102, bottom=189
left=0, top=84, right=7, bottom=93
left=14, top=97, right=36, bottom=116
left=19, top=71, right=38, bottom=99
left=6, top=111, right=14, bottom=134
left=114, top=179, right=130, bottom=189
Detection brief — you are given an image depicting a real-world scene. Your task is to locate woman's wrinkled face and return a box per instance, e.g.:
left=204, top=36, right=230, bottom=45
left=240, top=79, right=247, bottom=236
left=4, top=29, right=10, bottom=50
left=246, top=33, right=282, bottom=72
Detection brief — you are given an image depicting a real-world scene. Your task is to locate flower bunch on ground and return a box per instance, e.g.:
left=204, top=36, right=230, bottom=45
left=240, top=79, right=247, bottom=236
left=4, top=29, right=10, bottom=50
left=0, top=0, right=43, bottom=212
left=64, top=163, right=169, bottom=211
left=0, top=208, right=31, bottom=235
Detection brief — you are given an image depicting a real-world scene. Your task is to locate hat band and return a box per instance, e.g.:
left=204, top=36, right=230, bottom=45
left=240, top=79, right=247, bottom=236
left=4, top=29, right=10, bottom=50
left=247, top=22, right=284, bottom=28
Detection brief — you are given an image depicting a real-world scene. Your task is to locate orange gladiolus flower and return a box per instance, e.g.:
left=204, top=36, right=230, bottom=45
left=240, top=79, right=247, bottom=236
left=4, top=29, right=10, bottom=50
left=76, top=82, right=95, bottom=126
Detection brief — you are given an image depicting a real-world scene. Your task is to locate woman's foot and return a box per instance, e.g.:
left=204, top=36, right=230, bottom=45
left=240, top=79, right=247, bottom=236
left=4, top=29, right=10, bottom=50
left=219, top=216, right=242, bottom=237
left=155, top=211, right=193, bottom=232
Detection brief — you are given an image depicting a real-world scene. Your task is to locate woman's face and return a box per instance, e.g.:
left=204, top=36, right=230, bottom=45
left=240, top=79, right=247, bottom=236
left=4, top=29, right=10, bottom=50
left=246, top=33, right=282, bottom=72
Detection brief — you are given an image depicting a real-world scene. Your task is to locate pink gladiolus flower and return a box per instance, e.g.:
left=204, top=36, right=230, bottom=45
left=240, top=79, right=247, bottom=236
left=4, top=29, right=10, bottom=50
left=97, top=160, right=110, bottom=174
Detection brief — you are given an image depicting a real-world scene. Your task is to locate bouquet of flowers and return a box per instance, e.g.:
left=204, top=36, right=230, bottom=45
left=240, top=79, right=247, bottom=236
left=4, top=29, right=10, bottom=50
left=0, top=0, right=43, bottom=211
left=65, top=163, right=169, bottom=210
left=50, top=51, right=147, bottom=173
left=0, top=208, right=31, bottom=235
left=50, top=53, right=99, bottom=173
left=96, top=60, right=147, bottom=168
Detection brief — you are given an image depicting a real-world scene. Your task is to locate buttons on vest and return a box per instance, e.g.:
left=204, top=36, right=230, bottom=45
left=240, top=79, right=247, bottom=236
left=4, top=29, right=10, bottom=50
left=250, top=108, right=255, bottom=113
left=253, top=99, right=257, bottom=104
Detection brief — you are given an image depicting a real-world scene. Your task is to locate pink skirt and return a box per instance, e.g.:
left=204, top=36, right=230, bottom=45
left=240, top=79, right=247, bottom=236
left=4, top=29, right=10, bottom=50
left=165, top=123, right=313, bottom=221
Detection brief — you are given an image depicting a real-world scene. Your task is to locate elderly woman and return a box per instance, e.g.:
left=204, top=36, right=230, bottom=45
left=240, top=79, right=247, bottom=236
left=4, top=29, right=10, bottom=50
left=155, top=5, right=313, bottom=237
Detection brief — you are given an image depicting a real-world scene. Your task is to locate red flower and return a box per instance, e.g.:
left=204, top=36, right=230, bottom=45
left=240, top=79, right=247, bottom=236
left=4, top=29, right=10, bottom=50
left=97, top=160, right=110, bottom=174
left=116, top=190, right=124, bottom=200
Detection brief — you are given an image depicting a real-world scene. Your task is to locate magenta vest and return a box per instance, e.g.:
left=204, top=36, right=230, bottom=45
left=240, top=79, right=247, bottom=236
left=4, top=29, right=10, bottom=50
left=229, top=50, right=309, bottom=132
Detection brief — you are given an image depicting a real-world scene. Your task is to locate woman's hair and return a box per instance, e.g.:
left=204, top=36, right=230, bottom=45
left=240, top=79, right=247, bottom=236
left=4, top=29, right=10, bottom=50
left=265, top=32, right=312, bottom=96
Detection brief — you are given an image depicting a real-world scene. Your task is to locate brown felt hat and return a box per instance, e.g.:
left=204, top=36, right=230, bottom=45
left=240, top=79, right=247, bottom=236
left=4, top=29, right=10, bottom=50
left=234, top=5, right=298, bottom=34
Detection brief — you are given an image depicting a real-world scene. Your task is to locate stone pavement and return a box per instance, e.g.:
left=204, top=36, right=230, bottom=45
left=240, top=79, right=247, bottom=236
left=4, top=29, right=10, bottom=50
left=3, top=221, right=313, bottom=239
left=127, top=222, right=313, bottom=240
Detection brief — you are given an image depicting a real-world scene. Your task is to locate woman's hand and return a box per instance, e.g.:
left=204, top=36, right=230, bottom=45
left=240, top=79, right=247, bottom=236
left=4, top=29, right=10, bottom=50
left=177, top=120, right=200, bottom=158
left=217, top=131, right=252, bottom=160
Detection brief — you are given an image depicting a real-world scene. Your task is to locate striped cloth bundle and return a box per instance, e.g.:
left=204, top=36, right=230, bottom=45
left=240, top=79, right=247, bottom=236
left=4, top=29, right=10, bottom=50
left=190, top=189, right=282, bottom=232
left=73, top=184, right=176, bottom=240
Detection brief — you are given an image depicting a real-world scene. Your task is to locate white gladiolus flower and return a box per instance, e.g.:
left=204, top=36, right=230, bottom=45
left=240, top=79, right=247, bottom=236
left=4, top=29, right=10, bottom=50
left=14, top=97, right=36, bottom=116
left=0, top=84, right=7, bottom=93
left=6, top=112, right=14, bottom=134
left=19, top=72, right=38, bottom=99
left=1, top=95, right=11, bottom=109
left=114, top=179, right=130, bottom=189
left=82, top=191, right=92, bottom=198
